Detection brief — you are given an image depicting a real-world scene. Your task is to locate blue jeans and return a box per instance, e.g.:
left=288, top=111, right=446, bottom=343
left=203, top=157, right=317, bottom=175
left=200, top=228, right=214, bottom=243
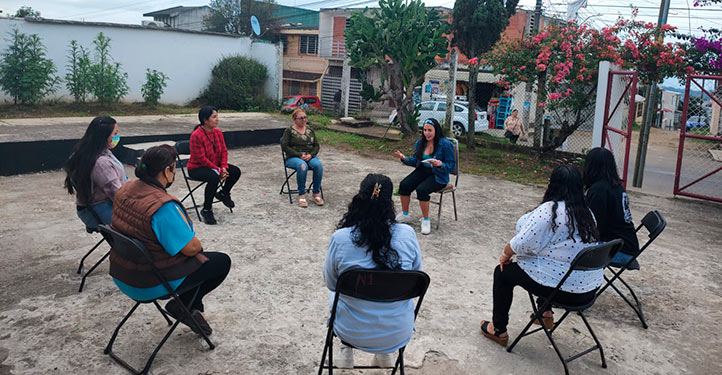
left=285, top=157, right=323, bottom=195
left=77, top=200, right=113, bottom=230
left=611, top=251, right=634, bottom=265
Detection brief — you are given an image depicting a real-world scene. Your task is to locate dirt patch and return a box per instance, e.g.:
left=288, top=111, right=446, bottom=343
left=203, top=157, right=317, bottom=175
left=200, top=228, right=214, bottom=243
left=0, top=145, right=720, bottom=374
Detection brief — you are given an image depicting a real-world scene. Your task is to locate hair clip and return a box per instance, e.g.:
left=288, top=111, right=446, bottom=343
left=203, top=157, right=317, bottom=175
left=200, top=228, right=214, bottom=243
left=141, top=163, right=147, bottom=168
left=371, top=182, right=381, bottom=199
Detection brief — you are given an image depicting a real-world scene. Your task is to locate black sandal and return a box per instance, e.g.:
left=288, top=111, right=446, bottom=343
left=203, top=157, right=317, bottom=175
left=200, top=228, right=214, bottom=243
left=480, top=320, right=508, bottom=347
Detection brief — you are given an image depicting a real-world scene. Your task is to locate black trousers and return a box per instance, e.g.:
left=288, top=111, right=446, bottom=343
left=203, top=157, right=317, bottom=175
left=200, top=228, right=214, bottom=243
left=176, top=251, right=231, bottom=312
left=492, top=263, right=596, bottom=333
left=188, top=164, right=241, bottom=210
left=399, top=167, right=446, bottom=202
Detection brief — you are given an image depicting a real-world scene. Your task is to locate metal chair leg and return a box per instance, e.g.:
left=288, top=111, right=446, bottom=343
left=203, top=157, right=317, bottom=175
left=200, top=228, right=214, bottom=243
left=153, top=301, right=172, bottom=326
left=608, top=275, right=648, bottom=328
left=77, top=238, right=105, bottom=274
left=317, top=327, right=334, bottom=375
left=451, top=191, right=457, bottom=220
left=436, top=192, right=444, bottom=230
left=579, top=312, right=606, bottom=368
left=78, top=249, right=110, bottom=293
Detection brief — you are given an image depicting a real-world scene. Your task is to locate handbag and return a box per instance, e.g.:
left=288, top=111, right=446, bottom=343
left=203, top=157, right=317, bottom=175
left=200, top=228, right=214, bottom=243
left=504, top=130, right=513, bottom=139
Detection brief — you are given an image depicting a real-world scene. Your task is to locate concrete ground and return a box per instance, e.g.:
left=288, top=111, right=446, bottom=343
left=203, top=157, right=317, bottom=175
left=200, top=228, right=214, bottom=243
left=1, top=145, right=721, bottom=375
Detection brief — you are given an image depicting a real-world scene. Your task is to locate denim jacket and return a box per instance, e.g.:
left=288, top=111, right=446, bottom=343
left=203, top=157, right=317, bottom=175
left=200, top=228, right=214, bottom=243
left=402, top=137, right=456, bottom=185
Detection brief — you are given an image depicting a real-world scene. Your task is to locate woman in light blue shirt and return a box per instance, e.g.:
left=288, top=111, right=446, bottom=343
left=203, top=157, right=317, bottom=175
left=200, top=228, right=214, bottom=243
left=323, top=174, right=422, bottom=368
left=479, top=165, right=601, bottom=347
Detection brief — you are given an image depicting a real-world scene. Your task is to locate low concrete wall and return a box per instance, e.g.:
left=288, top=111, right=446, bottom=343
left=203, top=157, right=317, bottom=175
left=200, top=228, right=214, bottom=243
left=0, top=18, right=283, bottom=105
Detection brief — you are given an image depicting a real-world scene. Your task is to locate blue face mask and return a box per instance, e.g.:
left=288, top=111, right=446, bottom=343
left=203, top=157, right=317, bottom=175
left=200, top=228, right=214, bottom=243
left=110, top=135, right=120, bottom=148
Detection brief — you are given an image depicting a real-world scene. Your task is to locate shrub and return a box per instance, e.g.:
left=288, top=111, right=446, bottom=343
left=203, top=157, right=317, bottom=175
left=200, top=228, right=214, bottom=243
left=65, top=40, right=92, bottom=103
left=89, top=33, right=128, bottom=103
left=202, top=55, right=268, bottom=110
left=0, top=28, right=59, bottom=104
left=141, top=69, right=169, bottom=106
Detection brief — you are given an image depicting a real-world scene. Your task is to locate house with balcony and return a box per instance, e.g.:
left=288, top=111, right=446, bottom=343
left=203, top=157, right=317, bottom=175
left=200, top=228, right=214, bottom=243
left=276, top=5, right=327, bottom=98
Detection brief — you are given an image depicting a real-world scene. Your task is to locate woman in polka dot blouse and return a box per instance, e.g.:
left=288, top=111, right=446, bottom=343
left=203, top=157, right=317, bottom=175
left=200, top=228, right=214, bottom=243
left=479, top=165, right=602, bottom=347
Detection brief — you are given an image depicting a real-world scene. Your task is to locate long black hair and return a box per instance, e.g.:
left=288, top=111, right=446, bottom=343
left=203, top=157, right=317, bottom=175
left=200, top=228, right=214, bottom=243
left=134, top=145, right=177, bottom=189
left=336, top=174, right=401, bottom=269
left=541, top=165, right=599, bottom=243
left=413, top=118, right=446, bottom=162
left=194, top=105, right=218, bottom=131
left=64, top=116, right=117, bottom=205
left=583, top=147, right=622, bottom=189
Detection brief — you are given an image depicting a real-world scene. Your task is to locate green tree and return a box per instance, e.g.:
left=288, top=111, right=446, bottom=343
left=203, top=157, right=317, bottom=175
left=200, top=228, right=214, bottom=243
left=65, top=40, right=92, bottom=103
left=204, top=0, right=281, bottom=40
left=202, top=55, right=268, bottom=110
left=0, top=28, right=59, bottom=104
left=345, top=0, right=450, bottom=136
left=14, top=6, right=40, bottom=18
left=451, top=0, right=518, bottom=148
left=89, top=33, right=128, bottom=103
left=141, top=69, right=169, bottom=106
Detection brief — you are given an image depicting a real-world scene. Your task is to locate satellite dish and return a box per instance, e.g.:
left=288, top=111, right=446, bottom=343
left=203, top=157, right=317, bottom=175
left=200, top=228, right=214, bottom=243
left=250, top=16, right=261, bottom=36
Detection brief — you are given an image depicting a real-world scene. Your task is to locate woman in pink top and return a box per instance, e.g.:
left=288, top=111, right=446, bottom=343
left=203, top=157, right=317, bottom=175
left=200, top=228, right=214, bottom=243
left=64, top=116, right=128, bottom=229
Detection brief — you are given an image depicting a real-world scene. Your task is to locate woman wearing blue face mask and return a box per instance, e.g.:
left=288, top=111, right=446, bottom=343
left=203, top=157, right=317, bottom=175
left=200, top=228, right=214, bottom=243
left=65, top=116, right=128, bottom=229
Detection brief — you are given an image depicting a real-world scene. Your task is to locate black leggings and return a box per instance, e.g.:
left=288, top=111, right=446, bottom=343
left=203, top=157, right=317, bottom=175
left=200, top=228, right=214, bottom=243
left=188, top=164, right=241, bottom=210
left=492, top=263, right=596, bottom=333
left=176, top=251, right=231, bottom=312
left=399, top=167, right=446, bottom=202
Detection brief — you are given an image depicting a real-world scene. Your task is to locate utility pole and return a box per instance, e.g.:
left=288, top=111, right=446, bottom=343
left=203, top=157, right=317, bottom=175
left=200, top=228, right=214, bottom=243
left=531, top=0, right=544, bottom=148
left=445, top=49, right=458, bottom=135
left=632, top=0, right=671, bottom=187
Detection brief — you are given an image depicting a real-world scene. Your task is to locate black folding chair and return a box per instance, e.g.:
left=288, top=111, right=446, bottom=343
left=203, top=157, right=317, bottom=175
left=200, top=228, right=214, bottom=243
left=97, top=224, right=214, bottom=375
left=507, top=239, right=624, bottom=375
left=596, top=210, right=666, bottom=329
left=429, top=137, right=459, bottom=230
left=318, top=269, right=430, bottom=375
left=279, top=140, right=324, bottom=204
left=70, top=178, right=111, bottom=293
left=174, top=140, right=232, bottom=222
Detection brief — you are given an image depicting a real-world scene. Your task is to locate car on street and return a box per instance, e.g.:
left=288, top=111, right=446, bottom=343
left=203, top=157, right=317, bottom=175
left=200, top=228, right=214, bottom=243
left=282, top=95, right=323, bottom=111
left=389, top=101, right=488, bottom=137
left=685, top=115, right=710, bottom=132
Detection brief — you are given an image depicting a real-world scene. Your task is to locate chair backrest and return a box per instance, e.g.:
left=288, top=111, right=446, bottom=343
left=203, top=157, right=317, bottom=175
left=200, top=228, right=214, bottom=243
left=279, top=137, right=288, bottom=162
left=335, top=269, right=430, bottom=303
left=174, top=141, right=191, bottom=170
left=448, top=137, right=459, bottom=186
left=638, top=210, right=666, bottom=241
left=568, top=238, right=624, bottom=272
left=98, top=224, right=154, bottom=266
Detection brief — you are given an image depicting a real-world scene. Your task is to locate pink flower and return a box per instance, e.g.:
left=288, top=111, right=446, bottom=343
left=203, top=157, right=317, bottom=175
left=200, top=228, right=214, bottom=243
left=468, top=57, right=479, bottom=66
left=548, top=92, right=562, bottom=101
left=536, top=63, right=547, bottom=71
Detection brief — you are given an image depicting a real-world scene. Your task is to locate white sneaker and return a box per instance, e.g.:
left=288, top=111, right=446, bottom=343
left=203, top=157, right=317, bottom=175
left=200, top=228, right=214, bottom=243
left=335, top=343, right=354, bottom=369
left=420, top=218, right=431, bottom=235
left=372, top=353, right=397, bottom=368
left=395, top=212, right=413, bottom=224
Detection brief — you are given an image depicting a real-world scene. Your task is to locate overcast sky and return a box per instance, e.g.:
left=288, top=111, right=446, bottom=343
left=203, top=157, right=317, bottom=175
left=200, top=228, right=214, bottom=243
left=1, top=0, right=718, bottom=37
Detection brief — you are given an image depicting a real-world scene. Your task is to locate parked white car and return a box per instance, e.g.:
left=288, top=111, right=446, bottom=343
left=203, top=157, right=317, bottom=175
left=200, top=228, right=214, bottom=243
left=389, top=101, right=488, bottom=137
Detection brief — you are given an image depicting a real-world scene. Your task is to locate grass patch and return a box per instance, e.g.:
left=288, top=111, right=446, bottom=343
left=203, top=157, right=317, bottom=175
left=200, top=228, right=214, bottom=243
left=317, top=128, right=573, bottom=185
left=0, top=102, right=200, bottom=119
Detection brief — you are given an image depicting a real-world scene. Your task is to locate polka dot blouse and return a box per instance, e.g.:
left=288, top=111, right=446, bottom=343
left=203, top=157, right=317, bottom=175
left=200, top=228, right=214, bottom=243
left=509, top=201, right=603, bottom=293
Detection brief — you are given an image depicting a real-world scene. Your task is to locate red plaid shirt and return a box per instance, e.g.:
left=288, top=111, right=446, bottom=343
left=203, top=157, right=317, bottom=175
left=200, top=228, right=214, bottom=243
left=187, top=127, right=229, bottom=171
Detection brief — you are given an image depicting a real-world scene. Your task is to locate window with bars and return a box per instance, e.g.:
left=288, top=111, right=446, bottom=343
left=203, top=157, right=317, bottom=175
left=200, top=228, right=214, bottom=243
left=299, top=35, right=318, bottom=55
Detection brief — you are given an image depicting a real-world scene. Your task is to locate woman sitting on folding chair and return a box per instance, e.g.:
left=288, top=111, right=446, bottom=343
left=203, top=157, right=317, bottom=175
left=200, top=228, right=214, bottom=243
left=110, top=145, right=231, bottom=336
left=583, top=148, right=640, bottom=265
left=187, top=105, right=241, bottom=225
left=479, top=165, right=602, bottom=347
left=281, top=108, right=324, bottom=208
left=393, top=118, right=456, bottom=235
left=64, top=116, right=127, bottom=229
left=323, top=173, right=422, bottom=368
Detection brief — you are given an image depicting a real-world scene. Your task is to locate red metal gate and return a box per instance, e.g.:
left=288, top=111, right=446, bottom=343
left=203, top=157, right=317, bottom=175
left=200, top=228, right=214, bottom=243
left=674, top=74, right=722, bottom=203
left=602, top=70, right=638, bottom=189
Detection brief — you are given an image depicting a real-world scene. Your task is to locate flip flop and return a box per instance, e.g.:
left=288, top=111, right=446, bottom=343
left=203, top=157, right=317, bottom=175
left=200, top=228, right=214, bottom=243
left=480, top=320, right=508, bottom=347
left=312, top=195, right=324, bottom=206
left=298, top=198, right=308, bottom=208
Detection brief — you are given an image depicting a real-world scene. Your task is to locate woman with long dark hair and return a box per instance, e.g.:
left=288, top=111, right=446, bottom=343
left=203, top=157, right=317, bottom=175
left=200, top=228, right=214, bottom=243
left=393, top=118, right=456, bottom=235
left=323, top=174, right=422, bottom=368
left=110, top=145, right=231, bottom=336
left=64, top=116, right=127, bottom=229
left=583, top=147, right=639, bottom=265
left=187, top=105, right=241, bottom=225
left=479, top=165, right=601, bottom=347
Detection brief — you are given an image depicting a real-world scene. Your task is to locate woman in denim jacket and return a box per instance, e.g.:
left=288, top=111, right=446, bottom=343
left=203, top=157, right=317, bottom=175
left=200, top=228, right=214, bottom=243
left=393, top=118, right=456, bottom=235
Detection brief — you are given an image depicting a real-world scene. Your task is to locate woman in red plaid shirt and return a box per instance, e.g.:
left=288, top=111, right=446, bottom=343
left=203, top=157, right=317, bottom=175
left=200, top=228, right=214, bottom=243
left=187, top=106, right=241, bottom=225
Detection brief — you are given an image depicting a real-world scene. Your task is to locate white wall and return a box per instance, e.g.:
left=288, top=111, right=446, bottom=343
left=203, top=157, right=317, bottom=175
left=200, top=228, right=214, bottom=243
left=0, top=18, right=282, bottom=105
